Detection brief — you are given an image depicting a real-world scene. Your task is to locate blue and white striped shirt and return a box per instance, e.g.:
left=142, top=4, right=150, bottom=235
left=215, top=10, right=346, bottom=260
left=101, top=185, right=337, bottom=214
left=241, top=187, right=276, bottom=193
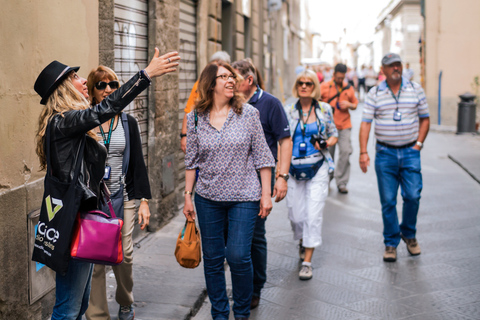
left=362, top=77, right=429, bottom=146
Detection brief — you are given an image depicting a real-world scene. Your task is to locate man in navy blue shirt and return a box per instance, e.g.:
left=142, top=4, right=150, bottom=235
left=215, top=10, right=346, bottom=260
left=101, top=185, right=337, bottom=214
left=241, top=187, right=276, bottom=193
left=233, top=59, right=292, bottom=309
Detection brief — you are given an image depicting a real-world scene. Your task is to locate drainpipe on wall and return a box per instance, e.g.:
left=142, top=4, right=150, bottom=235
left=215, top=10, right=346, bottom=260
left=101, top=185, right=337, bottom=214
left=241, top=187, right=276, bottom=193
left=438, top=70, right=443, bottom=125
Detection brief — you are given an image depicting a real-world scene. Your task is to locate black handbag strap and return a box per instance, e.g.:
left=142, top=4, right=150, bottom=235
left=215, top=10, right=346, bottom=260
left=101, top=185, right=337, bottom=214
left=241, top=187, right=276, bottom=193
left=45, top=117, right=85, bottom=184
left=120, top=112, right=130, bottom=183
left=100, top=181, right=117, bottom=218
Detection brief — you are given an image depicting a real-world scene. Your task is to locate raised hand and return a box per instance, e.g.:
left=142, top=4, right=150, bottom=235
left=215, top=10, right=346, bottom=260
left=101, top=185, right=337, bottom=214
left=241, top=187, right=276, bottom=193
left=144, top=48, right=181, bottom=78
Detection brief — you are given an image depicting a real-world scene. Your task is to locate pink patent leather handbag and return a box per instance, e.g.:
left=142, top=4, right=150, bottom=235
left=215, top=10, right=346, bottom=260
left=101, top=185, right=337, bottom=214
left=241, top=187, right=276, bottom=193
left=70, top=196, right=124, bottom=265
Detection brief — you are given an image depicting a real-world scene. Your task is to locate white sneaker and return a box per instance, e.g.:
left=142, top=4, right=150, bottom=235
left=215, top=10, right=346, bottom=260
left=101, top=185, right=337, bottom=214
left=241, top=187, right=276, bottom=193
left=299, top=265, right=313, bottom=280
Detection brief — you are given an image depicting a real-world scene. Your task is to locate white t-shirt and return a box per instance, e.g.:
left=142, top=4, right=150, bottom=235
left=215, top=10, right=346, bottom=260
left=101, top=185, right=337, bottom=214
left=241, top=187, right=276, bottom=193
left=365, top=69, right=377, bottom=86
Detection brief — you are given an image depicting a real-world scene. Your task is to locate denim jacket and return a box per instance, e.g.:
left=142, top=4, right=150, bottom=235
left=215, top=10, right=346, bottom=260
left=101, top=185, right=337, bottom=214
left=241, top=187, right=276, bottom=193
left=283, top=99, right=338, bottom=172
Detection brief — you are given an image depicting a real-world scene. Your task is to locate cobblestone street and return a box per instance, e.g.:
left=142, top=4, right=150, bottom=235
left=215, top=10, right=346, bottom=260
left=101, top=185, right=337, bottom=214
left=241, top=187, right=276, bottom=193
left=190, top=105, right=480, bottom=320
left=100, top=104, right=480, bottom=320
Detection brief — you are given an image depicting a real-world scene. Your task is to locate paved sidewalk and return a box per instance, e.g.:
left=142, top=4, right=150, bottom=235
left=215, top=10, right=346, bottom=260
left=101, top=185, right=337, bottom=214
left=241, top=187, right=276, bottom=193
left=103, top=212, right=206, bottom=320
left=429, top=124, right=480, bottom=184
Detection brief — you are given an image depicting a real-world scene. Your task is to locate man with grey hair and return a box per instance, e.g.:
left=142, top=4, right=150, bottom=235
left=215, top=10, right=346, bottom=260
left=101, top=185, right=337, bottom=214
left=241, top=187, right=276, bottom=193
left=180, top=51, right=231, bottom=152
left=232, top=58, right=292, bottom=309
left=359, top=53, right=430, bottom=262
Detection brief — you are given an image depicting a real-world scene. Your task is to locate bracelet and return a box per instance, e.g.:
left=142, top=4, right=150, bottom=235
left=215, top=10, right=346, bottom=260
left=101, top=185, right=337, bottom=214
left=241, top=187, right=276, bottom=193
left=180, top=133, right=187, bottom=138
left=360, top=152, right=368, bottom=155
left=140, top=198, right=149, bottom=203
left=184, top=190, right=193, bottom=196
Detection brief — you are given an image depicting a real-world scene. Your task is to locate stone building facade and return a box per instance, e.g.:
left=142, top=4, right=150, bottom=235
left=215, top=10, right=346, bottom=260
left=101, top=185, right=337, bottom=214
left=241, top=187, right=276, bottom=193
left=423, top=0, right=480, bottom=127
left=373, top=0, right=423, bottom=81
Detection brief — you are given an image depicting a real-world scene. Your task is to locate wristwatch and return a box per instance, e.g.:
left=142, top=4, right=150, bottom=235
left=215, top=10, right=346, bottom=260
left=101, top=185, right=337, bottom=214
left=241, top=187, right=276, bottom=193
left=180, top=133, right=187, bottom=138
left=278, top=173, right=289, bottom=181
left=416, top=141, right=423, bottom=149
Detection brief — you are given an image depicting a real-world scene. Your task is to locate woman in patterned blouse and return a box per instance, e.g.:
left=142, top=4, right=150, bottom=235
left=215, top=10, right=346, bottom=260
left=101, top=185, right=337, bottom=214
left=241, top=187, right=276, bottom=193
left=183, top=62, right=275, bottom=320
left=284, top=69, right=338, bottom=281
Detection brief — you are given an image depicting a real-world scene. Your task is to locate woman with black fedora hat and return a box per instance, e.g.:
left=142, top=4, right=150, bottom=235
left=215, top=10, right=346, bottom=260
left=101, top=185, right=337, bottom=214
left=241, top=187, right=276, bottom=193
left=33, top=48, right=179, bottom=320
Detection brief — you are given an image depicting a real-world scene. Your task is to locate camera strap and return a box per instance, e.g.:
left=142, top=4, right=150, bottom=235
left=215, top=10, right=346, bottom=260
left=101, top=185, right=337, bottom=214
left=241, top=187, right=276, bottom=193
left=295, top=100, right=321, bottom=139
left=327, top=83, right=351, bottom=104
left=296, top=100, right=316, bottom=138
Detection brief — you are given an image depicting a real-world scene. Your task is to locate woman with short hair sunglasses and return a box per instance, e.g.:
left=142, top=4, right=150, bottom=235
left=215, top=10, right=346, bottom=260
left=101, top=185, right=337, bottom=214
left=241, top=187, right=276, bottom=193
left=283, top=69, right=338, bottom=280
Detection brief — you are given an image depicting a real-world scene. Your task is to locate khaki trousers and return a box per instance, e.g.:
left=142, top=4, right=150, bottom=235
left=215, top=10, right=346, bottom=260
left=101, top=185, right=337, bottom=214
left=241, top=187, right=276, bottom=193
left=329, top=128, right=352, bottom=188
left=85, top=199, right=136, bottom=320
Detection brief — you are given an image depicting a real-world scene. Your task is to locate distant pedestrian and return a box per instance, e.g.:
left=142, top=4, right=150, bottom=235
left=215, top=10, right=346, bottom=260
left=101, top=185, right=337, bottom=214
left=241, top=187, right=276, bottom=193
left=320, top=63, right=358, bottom=194
left=284, top=70, right=338, bottom=280
left=85, top=66, right=152, bottom=320
left=323, top=65, right=333, bottom=82
left=377, top=69, right=386, bottom=84
left=295, top=64, right=306, bottom=75
left=404, top=62, right=414, bottom=81
left=346, top=66, right=357, bottom=89
left=183, top=62, right=275, bottom=319
left=357, top=65, right=366, bottom=95
left=365, top=66, right=377, bottom=93
left=179, top=51, right=231, bottom=153
left=359, top=53, right=430, bottom=262
left=315, top=65, right=324, bottom=83
left=232, top=59, right=292, bottom=309
left=33, top=49, right=179, bottom=320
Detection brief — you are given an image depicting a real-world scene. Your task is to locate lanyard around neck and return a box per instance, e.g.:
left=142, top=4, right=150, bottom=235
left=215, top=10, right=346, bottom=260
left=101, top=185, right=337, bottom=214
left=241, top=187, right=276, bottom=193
left=249, top=86, right=264, bottom=103
left=334, top=81, right=344, bottom=94
left=99, top=117, right=115, bottom=151
left=386, top=79, right=402, bottom=110
left=296, top=100, right=316, bottom=137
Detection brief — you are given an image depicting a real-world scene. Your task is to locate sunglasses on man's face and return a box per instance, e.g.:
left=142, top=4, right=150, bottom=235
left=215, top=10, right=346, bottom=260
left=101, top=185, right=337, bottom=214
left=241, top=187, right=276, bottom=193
left=297, top=81, right=314, bottom=87
left=95, top=80, right=120, bottom=90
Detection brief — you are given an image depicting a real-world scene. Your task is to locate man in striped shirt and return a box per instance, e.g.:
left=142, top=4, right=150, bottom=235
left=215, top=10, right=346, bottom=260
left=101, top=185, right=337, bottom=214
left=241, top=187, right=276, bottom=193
left=359, top=53, right=430, bottom=263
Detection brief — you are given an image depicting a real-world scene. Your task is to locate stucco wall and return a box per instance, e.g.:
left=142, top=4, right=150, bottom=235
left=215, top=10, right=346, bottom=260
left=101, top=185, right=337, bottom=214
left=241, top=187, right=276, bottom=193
left=0, top=1, right=98, bottom=317
left=425, top=0, right=480, bottom=126
left=0, top=0, right=99, bottom=190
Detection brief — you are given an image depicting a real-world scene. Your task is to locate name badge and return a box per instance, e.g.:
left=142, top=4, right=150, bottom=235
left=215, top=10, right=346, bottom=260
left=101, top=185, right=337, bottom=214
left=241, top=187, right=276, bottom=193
left=104, top=166, right=111, bottom=180
left=393, top=111, right=402, bottom=121
left=299, top=142, right=307, bottom=154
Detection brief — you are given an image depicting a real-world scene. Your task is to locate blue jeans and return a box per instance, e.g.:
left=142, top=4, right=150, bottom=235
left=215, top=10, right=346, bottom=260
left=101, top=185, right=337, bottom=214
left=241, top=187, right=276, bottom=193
left=252, top=167, right=275, bottom=297
left=195, top=194, right=259, bottom=320
left=375, top=143, right=423, bottom=247
left=52, top=259, right=94, bottom=320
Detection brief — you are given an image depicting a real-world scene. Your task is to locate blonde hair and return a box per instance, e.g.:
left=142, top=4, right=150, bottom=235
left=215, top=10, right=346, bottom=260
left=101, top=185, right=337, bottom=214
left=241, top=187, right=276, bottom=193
left=36, top=72, right=96, bottom=170
left=292, top=69, right=321, bottom=100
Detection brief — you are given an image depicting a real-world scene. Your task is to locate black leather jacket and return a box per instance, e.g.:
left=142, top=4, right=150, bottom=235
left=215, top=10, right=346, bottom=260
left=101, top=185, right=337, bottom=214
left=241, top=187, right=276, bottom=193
left=47, top=71, right=151, bottom=210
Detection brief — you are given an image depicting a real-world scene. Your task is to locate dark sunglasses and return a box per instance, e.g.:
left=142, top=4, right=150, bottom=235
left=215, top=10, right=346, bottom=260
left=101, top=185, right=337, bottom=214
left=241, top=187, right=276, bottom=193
left=95, top=80, right=120, bottom=90
left=297, top=81, right=314, bottom=87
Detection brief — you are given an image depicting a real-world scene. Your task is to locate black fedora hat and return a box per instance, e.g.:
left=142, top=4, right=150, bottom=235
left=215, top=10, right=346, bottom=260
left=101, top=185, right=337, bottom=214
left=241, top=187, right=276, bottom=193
left=34, top=61, right=80, bottom=105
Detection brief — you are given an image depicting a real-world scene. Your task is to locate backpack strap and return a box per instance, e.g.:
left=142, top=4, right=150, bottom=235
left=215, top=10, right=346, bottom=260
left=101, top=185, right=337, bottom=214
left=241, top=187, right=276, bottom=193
left=327, top=83, right=351, bottom=104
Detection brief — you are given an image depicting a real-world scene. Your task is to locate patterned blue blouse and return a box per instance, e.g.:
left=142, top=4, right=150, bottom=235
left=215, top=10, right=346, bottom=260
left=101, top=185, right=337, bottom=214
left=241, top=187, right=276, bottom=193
left=185, top=104, right=275, bottom=202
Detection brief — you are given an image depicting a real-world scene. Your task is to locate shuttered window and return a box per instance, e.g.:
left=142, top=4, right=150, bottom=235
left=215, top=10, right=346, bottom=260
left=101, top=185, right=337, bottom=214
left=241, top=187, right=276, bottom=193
left=114, top=0, right=149, bottom=164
